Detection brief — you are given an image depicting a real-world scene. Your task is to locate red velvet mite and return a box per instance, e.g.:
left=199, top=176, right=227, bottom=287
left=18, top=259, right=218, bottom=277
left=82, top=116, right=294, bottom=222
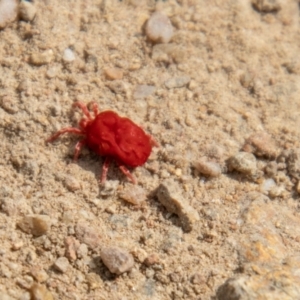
left=46, top=102, right=158, bottom=184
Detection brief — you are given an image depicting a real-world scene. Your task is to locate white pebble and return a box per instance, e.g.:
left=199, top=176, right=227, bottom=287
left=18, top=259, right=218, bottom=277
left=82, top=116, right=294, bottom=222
left=100, top=246, right=134, bottom=275
left=145, top=11, right=173, bottom=44
left=0, top=0, right=18, bottom=29
left=165, top=76, right=191, bottom=89
left=63, top=48, right=75, bottom=62
left=260, top=178, right=276, bottom=194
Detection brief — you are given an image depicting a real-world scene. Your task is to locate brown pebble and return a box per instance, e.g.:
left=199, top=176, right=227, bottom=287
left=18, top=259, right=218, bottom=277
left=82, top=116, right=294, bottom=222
left=242, top=132, right=277, bottom=158
left=30, top=283, right=53, bottom=300
left=17, top=214, right=51, bottom=237
left=53, top=257, right=69, bottom=273
left=64, top=236, right=80, bottom=261
left=19, top=0, right=37, bottom=22
left=104, top=67, right=123, bottom=80
left=29, top=50, right=53, bottom=66
left=144, top=253, right=159, bottom=266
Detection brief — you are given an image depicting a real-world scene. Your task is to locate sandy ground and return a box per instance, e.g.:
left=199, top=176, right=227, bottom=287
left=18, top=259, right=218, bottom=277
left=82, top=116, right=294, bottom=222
left=1, top=0, right=300, bottom=299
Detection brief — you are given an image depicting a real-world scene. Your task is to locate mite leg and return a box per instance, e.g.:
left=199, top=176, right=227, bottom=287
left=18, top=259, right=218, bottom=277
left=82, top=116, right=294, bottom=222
left=73, top=102, right=92, bottom=120
left=148, top=134, right=160, bottom=148
left=100, top=157, right=111, bottom=183
left=73, top=139, right=87, bottom=161
left=46, top=127, right=84, bottom=143
left=118, top=165, right=137, bottom=184
left=89, top=101, right=99, bottom=118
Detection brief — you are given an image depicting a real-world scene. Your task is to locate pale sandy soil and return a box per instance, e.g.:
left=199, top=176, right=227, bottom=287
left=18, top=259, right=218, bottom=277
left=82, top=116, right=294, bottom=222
left=1, top=1, right=300, bottom=299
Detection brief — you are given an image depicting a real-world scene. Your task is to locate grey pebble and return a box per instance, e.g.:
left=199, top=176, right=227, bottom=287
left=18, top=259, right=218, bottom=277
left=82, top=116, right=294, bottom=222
left=53, top=257, right=69, bottom=273
left=165, top=76, right=191, bottom=89
left=227, top=152, right=257, bottom=176
left=133, top=85, right=156, bottom=99
left=156, top=179, right=199, bottom=232
left=100, top=246, right=134, bottom=275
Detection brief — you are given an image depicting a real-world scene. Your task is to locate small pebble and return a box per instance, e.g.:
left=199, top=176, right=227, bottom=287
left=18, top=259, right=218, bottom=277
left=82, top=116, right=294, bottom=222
left=64, top=236, right=79, bottom=261
left=118, top=184, right=146, bottom=205
left=29, top=50, right=53, bottom=66
left=19, top=0, right=37, bottom=22
left=227, top=152, right=257, bottom=176
left=29, top=266, right=49, bottom=283
left=30, top=283, right=53, bottom=300
left=145, top=11, right=174, bottom=44
left=76, top=243, right=88, bottom=258
left=297, top=181, right=300, bottom=194
left=156, top=179, right=199, bottom=232
left=62, top=48, right=75, bottom=63
left=107, top=80, right=128, bottom=95
left=260, top=178, right=276, bottom=195
left=144, top=254, right=159, bottom=266
left=104, top=67, right=123, bottom=80
left=86, top=273, right=101, bottom=290
left=53, top=257, right=69, bottom=273
left=242, top=132, right=277, bottom=158
left=165, top=76, right=191, bottom=89
left=252, top=0, right=281, bottom=13
left=64, top=175, right=81, bottom=191
left=194, top=159, right=222, bottom=177
left=17, top=214, right=51, bottom=237
left=133, top=85, right=156, bottom=99
left=0, top=0, right=18, bottom=29
left=100, top=246, right=134, bottom=275
left=75, top=221, right=101, bottom=249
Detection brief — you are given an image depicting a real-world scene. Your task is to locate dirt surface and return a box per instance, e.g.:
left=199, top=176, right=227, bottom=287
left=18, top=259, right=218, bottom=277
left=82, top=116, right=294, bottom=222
left=1, top=0, right=300, bottom=299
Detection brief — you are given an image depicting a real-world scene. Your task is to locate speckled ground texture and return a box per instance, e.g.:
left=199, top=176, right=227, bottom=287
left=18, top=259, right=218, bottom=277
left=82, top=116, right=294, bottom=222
left=1, top=0, right=300, bottom=299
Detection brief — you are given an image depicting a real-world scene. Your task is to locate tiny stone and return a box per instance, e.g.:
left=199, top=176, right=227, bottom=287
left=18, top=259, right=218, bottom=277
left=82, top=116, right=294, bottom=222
left=144, top=253, right=159, bottom=266
left=104, top=67, right=123, bottom=80
left=11, top=240, right=24, bottom=250
left=118, top=184, right=146, bottom=205
left=194, top=159, right=222, bottom=177
left=17, top=214, right=51, bottom=237
left=0, top=0, right=18, bottom=29
left=107, top=80, right=128, bottom=95
left=133, top=85, right=156, bottom=99
left=145, top=11, right=174, bottom=44
left=297, top=181, right=300, bottom=194
left=30, top=266, right=49, bottom=283
left=260, top=178, right=276, bottom=195
left=242, top=132, right=277, bottom=158
left=252, top=0, right=281, bottom=13
left=75, top=221, right=102, bottom=249
left=165, top=76, right=191, bottom=89
left=227, top=152, right=257, bottom=176
left=53, top=257, right=69, bottom=273
left=100, top=246, right=134, bottom=275
left=64, top=236, right=79, bottom=261
left=86, top=273, right=101, bottom=290
left=30, top=50, right=54, bottom=66
left=156, top=179, right=200, bottom=232
left=62, top=48, right=75, bottom=62
left=19, top=0, right=37, bottom=22
left=30, top=283, right=53, bottom=300
left=76, top=243, right=88, bottom=258
left=64, top=175, right=81, bottom=191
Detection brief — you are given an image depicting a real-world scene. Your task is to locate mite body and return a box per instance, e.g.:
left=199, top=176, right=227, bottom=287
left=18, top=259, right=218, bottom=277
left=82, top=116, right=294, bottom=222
left=46, top=102, right=157, bottom=184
